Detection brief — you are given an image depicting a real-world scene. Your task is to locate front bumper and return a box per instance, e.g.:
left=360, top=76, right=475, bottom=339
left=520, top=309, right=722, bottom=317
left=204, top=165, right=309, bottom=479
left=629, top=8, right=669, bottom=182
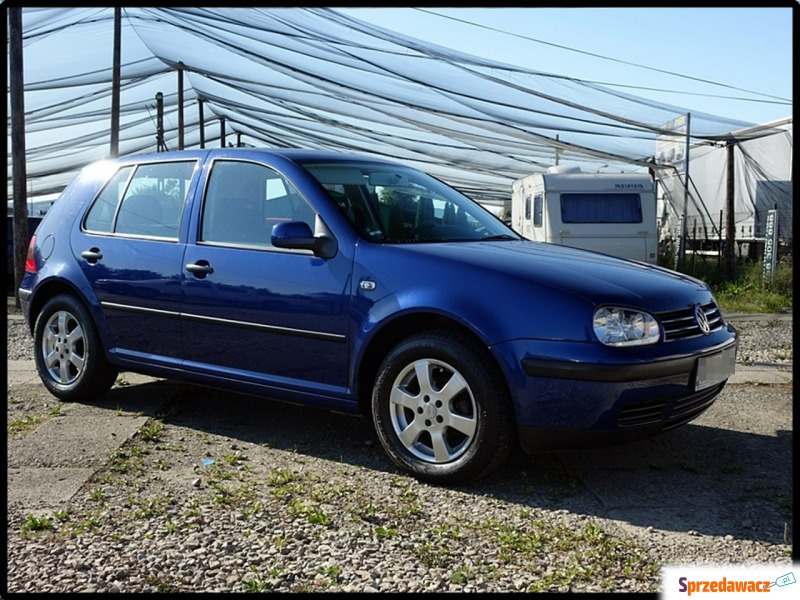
left=494, top=328, right=737, bottom=452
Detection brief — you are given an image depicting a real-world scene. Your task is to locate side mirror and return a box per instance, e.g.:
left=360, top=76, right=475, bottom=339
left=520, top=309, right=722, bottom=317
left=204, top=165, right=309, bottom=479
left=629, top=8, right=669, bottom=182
left=271, top=221, right=337, bottom=258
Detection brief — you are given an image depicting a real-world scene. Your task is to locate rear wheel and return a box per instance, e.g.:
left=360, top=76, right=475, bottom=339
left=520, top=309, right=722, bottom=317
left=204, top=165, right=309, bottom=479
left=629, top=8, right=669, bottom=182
left=33, top=294, right=119, bottom=402
left=371, top=330, right=515, bottom=484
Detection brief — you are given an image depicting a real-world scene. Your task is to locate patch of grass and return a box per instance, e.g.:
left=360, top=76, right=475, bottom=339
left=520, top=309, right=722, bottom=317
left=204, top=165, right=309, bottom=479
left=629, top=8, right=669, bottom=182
left=708, top=261, right=792, bottom=314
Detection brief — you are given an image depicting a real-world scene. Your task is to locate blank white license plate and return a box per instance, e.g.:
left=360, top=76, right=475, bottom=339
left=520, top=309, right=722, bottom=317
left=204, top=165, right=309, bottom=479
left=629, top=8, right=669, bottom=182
left=694, top=345, right=736, bottom=391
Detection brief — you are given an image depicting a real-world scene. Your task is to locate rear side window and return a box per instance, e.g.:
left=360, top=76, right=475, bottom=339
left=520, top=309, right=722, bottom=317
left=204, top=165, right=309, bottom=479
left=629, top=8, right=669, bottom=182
left=84, top=160, right=196, bottom=238
left=560, top=193, right=642, bottom=224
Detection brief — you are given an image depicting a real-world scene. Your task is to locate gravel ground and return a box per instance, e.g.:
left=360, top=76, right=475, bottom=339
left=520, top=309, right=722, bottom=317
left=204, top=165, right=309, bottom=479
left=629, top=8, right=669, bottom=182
left=6, top=311, right=794, bottom=593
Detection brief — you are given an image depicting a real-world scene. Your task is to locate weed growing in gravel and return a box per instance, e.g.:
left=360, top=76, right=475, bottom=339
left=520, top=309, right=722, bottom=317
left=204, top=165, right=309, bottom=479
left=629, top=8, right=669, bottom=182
left=129, top=495, right=175, bottom=519
left=7, top=414, right=44, bottom=433
left=20, top=513, right=54, bottom=533
left=164, top=520, right=180, bottom=534
left=286, top=498, right=332, bottom=526
left=145, top=574, right=182, bottom=593
left=107, top=447, right=146, bottom=476
left=210, top=480, right=259, bottom=509
left=375, top=525, right=397, bottom=538
left=8, top=404, right=62, bottom=434
left=67, top=514, right=103, bottom=535
left=242, top=565, right=284, bottom=592
left=53, top=509, right=69, bottom=522
left=414, top=539, right=451, bottom=568
left=450, top=565, right=474, bottom=585
left=136, top=420, right=164, bottom=442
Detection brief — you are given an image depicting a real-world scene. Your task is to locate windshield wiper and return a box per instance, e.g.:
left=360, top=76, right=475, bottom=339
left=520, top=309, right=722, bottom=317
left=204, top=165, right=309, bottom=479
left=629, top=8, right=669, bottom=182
left=480, top=234, right=519, bottom=241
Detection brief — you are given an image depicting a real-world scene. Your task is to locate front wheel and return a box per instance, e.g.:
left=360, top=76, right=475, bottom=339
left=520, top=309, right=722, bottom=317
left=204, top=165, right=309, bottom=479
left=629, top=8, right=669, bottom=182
left=33, top=294, right=119, bottom=402
left=371, top=331, right=515, bottom=484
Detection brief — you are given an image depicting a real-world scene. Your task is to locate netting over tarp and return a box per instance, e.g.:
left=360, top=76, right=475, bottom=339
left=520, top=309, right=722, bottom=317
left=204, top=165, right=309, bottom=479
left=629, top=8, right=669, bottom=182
left=6, top=7, right=791, bottom=206
left=658, top=119, right=793, bottom=244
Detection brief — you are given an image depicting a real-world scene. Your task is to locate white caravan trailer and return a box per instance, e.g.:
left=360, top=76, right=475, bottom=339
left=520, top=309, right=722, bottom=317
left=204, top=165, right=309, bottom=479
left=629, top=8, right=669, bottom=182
left=511, top=165, right=657, bottom=264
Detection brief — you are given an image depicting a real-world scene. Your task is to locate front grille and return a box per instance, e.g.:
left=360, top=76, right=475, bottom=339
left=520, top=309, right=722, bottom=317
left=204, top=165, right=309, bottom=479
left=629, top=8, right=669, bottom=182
left=662, top=382, right=724, bottom=429
left=658, top=301, right=724, bottom=341
left=618, top=398, right=667, bottom=427
left=617, top=382, right=725, bottom=429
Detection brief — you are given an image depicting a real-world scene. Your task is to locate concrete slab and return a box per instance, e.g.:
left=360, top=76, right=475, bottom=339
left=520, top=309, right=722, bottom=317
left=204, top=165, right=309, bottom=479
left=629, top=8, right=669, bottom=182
left=7, top=467, right=97, bottom=515
left=8, top=413, right=150, bottom=469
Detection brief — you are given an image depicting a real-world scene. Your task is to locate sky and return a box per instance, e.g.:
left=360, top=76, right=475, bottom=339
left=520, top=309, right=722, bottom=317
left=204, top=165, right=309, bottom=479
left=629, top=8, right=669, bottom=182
left=339, top=7, right=793, bottom=127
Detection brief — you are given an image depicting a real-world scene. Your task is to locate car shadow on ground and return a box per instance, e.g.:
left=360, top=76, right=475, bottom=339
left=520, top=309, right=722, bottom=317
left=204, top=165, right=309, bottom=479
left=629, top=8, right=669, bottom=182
left=89, top=378, right=792, bottom=547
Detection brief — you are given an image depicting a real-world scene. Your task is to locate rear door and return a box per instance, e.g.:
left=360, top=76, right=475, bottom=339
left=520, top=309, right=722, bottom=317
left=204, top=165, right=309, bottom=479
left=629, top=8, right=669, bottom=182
left=179, top=157, right=353, bottom=397
left=71, top=159, right=199, bottom=363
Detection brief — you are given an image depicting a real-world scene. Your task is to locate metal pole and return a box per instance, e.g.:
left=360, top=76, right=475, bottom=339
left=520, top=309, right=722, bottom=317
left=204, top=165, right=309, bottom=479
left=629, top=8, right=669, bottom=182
left=198, top=99, right=205, bottom=149
left=110, top=7, right=121, bottom=157
left=724, top=139, right=736, bottom=280
left=177, top=62, right=184, bottom=150
left=10, top=6, right=29, bottom=307
left=678, top=113, right=691, bottom=270
left=155, top=92, right=165, bottom=152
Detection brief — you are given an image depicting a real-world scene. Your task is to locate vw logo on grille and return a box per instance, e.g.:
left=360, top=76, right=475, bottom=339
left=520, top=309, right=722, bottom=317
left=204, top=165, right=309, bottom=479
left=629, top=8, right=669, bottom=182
left=694, top=305, right=711, bottom=335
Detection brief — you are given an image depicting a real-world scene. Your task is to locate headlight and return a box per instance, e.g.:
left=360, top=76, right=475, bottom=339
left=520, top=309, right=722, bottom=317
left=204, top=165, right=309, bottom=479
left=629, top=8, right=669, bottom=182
left=593, top=307, right=660, bottom=346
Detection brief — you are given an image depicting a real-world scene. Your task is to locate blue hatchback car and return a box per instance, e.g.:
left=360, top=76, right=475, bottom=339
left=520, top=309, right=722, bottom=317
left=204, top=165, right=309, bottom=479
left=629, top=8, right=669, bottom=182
left=19, top=148, right=738, bottom=484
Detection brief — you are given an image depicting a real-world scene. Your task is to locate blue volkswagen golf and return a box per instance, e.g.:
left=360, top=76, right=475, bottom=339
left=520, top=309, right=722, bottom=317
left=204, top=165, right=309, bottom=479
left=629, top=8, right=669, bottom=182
left=18, top=148, right=737, bottom=484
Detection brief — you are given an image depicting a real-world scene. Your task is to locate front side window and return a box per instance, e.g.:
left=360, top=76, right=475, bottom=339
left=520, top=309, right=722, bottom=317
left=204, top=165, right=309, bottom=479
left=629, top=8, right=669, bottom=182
left=300, top=161, right=518, bottom=243
left=84, top=160, right=196, bottom=238
left=200, top=160, right=315, bottom=247
left=560, top=193, right=642, bottom=224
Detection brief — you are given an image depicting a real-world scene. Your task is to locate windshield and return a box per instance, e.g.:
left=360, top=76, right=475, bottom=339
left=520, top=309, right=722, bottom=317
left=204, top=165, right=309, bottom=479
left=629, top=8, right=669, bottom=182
left=299, top=161, right=519, bottom=243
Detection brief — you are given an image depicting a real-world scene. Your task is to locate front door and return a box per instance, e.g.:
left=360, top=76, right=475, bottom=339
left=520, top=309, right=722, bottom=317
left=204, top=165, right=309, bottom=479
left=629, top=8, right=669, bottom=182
left=179, top=158, right=353, bottom=397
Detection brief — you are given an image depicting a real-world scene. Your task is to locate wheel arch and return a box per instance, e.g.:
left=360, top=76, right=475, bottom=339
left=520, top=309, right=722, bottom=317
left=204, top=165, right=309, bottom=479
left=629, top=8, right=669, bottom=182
left=27, top=278, right=101, bottom=337
left=353, top=311, right=513, bottom=420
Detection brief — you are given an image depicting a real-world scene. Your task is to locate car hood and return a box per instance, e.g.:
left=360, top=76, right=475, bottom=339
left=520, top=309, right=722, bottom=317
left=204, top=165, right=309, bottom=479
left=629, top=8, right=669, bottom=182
left=400, top=239, right=711, bottom=312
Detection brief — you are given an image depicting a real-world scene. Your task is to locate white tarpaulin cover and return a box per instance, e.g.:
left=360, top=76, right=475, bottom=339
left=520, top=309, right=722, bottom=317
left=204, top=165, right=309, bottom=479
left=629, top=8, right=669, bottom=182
left=6, top=7, right=793, bottom=216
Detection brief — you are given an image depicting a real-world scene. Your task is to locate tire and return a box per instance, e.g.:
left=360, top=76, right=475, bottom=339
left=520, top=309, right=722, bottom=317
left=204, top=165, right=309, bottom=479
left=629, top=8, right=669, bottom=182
left=371, top=330, right=515, bottom=485
left=33, top=294, right=119, bottom=402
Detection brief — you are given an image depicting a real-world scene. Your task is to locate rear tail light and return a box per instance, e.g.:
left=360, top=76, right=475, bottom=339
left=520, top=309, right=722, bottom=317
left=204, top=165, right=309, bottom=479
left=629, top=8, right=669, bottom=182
left=24, top=235, right=37, bottom=273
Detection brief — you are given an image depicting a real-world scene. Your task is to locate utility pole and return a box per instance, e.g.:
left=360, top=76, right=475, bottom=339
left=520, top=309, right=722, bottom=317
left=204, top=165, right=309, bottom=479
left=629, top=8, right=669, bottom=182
left=677, top=113, right=691, bottom=271
left=155, top=92, right=166, bottom=152
left=10, top=6, right=28, bottom=307
left=177, top=62, right=184, bottom=150
left=724, top=139, right=736, bottom=280
left=198, top=99, right=205, bottom=148
left=110, top=7, right=121, bottom=157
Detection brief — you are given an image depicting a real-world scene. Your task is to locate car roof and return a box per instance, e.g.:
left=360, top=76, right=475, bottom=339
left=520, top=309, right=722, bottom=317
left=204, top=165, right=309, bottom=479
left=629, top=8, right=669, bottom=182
left=115, top=147, right=400, bottom=166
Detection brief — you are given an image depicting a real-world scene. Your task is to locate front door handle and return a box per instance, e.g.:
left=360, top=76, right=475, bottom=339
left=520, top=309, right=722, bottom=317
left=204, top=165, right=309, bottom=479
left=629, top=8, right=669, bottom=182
left=185, top=261, right=214, bottom=278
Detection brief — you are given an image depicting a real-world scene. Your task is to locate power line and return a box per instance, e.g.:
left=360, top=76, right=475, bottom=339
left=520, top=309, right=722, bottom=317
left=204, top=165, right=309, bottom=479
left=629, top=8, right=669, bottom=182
left=414, top=8, right=791, bottom=105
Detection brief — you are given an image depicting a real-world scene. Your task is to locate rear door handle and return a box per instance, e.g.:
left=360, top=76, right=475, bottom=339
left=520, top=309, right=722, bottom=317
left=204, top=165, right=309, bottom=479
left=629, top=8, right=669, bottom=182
left=81, top=248, right=103, bottom=264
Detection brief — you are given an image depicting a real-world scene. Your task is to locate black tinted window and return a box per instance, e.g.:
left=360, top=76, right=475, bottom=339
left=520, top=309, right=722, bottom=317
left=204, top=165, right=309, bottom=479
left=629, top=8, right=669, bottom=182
left=560, top=193, right=642, bottom=224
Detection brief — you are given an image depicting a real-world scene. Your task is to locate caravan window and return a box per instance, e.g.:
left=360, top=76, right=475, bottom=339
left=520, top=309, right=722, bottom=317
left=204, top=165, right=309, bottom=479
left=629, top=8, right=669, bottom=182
left=560, top=193, right=642, bottom=224
left=533, top=194, right=543, bottom=227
